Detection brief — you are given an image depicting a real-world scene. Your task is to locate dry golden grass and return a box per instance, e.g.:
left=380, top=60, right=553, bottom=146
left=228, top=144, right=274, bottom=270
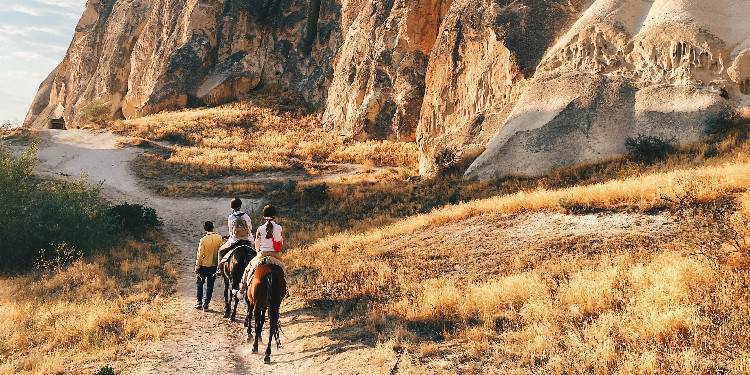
left=287, top=156, right=750, bottom=373
left=105, top=94, right=418, bottom=179
left=0, top=233, right=177, bottom=374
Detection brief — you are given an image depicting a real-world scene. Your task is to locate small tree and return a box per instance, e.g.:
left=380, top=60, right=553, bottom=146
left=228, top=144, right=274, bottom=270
left=83, top=101, right=112, bottom=125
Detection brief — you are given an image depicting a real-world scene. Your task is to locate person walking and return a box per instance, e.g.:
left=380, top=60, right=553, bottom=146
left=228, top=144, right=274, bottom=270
left=195, top=221, right=222, bottom=310
left=216, top=197, right=253, bottom=276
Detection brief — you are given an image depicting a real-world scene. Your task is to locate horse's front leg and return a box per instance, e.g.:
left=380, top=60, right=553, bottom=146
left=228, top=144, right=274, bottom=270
left=231, top=293, right=239, bottom=321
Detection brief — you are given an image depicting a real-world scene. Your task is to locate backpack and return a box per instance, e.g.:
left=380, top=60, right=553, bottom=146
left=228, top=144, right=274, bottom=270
left=231, top=212, right=249, bottom=238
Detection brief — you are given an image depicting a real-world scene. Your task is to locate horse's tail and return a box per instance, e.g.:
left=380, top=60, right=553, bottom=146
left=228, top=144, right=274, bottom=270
left=267, top=271, right=282, bottom=348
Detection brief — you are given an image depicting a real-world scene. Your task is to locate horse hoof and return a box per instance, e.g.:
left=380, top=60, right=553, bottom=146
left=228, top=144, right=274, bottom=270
left=264, top=356, right=271, bottom=364
left=252, top=346, right=258, bottom=353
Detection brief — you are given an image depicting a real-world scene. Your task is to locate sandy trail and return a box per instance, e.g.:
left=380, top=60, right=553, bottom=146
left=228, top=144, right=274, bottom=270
left=31, top=129, right=397, bottom=374
left=28, top=129, right=677, bottom=374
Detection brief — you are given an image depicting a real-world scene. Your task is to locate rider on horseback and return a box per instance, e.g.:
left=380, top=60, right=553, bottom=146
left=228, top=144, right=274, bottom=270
left=215, top=197, right=252, bottom=277
left=240, top=204, right=285, bottom=294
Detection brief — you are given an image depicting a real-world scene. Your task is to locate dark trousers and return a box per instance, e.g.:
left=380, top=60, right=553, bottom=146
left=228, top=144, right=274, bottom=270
left=196, top=266, right=217, bottom=306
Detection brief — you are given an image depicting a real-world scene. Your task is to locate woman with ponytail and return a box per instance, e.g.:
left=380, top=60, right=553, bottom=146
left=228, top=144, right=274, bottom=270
left=240, top=204, right=285, bottom=293
left=255, top=204, right=283, bottom=259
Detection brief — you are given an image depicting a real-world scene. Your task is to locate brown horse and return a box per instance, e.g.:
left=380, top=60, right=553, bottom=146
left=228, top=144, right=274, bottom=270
left=220, top=242, right=255, bottom=320
left=245, top=262, right=286, bottom=363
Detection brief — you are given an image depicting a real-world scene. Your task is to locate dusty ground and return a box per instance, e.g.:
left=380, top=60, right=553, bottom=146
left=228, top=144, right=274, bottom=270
left=27, top=129, right=677, bottom=374
left=31, top=129, right=398, bottom=374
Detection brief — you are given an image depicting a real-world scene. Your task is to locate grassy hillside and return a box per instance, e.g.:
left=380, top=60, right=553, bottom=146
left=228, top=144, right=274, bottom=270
left=283, top=110, right=750, bottom=373
left=81, top=90, right=750, bottom=373
left=0, top=136, right=177, bottom=374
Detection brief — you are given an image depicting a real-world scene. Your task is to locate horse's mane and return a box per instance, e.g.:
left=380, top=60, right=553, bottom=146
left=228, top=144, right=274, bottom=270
left=231, top=244, right=256, bottom=262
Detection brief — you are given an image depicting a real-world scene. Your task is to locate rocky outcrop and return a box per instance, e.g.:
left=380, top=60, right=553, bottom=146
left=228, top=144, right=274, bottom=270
left=322, top=0, right=451, bottom=141
left=465, top=0, right=750, bottom=179
left=26, top=0, right=750, bottom=179
left=25, top=0, right=343, bottom=127
left=416, top=0, right=591, bottom=175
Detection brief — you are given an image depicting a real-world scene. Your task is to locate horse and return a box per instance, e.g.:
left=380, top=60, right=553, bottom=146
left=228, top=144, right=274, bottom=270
left=246, top=262, right=286, bottom=363
left=219, top=241, right=255, bottom=320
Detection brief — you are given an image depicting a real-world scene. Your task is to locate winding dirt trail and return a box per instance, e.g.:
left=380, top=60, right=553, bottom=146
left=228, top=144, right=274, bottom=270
left=31, top=129, right=397, bottom=375
left=27, top=129, right=678, bottom=374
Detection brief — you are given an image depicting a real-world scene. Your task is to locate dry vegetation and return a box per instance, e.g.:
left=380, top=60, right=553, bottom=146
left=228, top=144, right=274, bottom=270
left=0, top=232, right=177, bottom=374
left=84, top=92, right=750, bottom=373
left=99, top=87, right=418, bottom=181
left=283, top=110, right=750, bottom=373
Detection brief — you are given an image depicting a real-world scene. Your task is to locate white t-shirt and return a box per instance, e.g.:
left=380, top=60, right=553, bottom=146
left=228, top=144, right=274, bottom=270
left=255, top=221, right=283, bottom=252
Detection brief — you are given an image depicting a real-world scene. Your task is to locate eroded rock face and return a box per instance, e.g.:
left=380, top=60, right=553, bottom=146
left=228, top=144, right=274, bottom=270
left=25, top=0, right=343, bottom=127
left=26, top=0, right=750, bottom=180
left=322, top=0, right=452, bottom=141
left=416, top=0, right=591, bottom=175
left=465, top=0, right=750, bottom=179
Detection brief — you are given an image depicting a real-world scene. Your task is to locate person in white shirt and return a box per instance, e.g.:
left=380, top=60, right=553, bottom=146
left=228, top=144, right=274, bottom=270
left=240, top=204, right=284, bottom=293
left=216, top=197, right=252, bottom=277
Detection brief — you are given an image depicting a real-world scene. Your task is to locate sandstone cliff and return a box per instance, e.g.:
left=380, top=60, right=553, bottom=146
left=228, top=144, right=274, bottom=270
left=26, top=0, right=750, bottom=178
left=26, top=0, right=342, bottom=127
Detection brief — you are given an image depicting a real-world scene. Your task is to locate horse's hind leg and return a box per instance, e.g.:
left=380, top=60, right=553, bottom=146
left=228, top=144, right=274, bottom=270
left=251, top=302, right=253, bottom=342
left=265, top=306, right=276, bottom=363
left=253, top=306, right=264, bottom=353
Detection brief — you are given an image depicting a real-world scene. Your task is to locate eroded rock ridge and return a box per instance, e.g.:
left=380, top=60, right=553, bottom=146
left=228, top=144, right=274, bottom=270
left=26, top=0, right=750, bottom=178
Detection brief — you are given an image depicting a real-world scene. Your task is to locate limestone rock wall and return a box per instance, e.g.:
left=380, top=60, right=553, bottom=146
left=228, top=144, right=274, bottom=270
left=465, top=0, right=750, bottom=179
left=416, top=0, right=591, bottom=175
left=25, top=0, right=750, bottom=180
left=322, top=0, right=452, bottom=141
left=26, top=0, right=344, bottom=127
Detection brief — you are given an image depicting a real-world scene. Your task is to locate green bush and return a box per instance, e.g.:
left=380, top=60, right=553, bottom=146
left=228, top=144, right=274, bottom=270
left=94, top=365, right=116, bottom=375
left=625, top=135, right=676, bottom=164
left=83, top=101, right=112, bottom=125
left=0, top=142, right=159, bottom=272
left=108, top=203, right=162, bottom=237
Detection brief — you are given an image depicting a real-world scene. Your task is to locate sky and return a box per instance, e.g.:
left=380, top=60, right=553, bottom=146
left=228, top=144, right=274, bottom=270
left=0, top=0, right=86, bottom=127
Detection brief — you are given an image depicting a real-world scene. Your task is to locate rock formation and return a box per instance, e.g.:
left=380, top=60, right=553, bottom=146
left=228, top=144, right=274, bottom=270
left=26, top=0, right=342, bottom=126
left=26, top=0, right=750, bottom=178
left=465, top=0, right=749, bottom=178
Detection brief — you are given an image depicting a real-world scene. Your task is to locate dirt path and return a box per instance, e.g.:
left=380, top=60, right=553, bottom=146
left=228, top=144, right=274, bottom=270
left=27, top=129, right=677, bottom=374
left=31, top=129, right=398, bottom=374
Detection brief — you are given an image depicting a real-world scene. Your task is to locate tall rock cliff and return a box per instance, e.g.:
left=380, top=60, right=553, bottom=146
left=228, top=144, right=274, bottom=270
left=26, top=0, right=750, bottom=178
left=465, top=0, right=749, bottom=178
left=25, top=0, right=342, bottom=126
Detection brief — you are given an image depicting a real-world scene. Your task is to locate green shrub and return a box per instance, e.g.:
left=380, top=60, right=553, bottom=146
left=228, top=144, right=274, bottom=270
left=83, top=101, right=112, bottom=125
left=625, top=135, right=676, bottom=164
left=94, top=365, right=116, bottom=375
left=108, top=203, right=162, bottom=236
left=0, top=143, right=159, bottom=272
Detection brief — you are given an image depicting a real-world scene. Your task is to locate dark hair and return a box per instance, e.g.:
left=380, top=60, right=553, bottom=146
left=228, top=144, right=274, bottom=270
left=230, top=198, right=242, bottom=210
left=263, top=205, right=277, bottom=239
left=204, top=221, right=214, bottom=231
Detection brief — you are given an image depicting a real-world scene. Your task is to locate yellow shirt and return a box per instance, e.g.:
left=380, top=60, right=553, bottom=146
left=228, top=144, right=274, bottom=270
left=196, top=232, right=222, bottom=271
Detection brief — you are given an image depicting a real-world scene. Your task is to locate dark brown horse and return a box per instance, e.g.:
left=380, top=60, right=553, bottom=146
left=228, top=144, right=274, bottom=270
left=219, top=242, right=255, bottom=320
left=245, top=262, right=286, bottom=363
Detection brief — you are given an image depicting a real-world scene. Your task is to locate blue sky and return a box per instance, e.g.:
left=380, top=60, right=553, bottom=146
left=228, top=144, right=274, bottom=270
left=0, top=0, right=86, bottom=126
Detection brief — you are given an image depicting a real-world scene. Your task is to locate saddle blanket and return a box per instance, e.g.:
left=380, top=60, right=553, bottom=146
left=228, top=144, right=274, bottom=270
left=253, top=255, right=287, bottom=275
